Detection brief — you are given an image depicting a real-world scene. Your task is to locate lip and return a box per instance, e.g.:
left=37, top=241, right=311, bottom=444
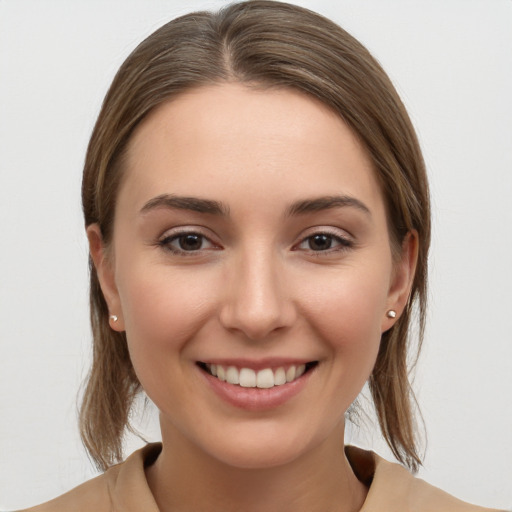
left=197, top=359, right=317, bottom=411
left=200, top=357, right=312, bottom=371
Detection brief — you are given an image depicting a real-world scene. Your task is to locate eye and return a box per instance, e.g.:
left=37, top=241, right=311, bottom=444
left=296, top=231, right=353, bottom=253
left=306, top=234, right=335, bottom=251
left=159, top=231, right=217, bottom=254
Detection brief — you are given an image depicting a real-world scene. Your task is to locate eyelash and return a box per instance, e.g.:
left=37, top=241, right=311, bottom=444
left=158, top=229, right=219, bottom=256
left=157, top=228, right=353, bottom=256
left=294, top=229, right=354, bottom=255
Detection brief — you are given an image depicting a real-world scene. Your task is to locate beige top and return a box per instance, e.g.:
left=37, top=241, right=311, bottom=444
left=20, top=443, right=501, bottom=512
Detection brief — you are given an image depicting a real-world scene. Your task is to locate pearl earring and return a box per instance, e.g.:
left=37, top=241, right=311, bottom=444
left=386, top=310, right=396, bottom=319
left=109, top=314, right=118, bottom=322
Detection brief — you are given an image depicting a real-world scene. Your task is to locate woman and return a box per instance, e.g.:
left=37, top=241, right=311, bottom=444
left=11, top=1, right=506, bottom=511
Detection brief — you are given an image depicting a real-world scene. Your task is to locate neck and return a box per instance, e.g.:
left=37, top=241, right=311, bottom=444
left=146, top=421, right=368, bottom=512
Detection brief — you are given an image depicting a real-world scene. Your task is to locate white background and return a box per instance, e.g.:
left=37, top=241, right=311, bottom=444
left=1, top=0, right=511, bottom=510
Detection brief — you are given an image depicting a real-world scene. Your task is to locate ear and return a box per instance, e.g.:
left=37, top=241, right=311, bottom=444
left=382, top=230, right=419, bottom=332
left=86, top=224, right=125, bottom=332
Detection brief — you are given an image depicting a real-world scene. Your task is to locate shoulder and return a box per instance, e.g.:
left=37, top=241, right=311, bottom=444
left=346, top=445, right=503, bottom=512
left=16, top=444, right=161, bottom=512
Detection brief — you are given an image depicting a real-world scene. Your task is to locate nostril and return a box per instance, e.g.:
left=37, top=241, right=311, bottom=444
left=218, top=269, right=297, bottom=341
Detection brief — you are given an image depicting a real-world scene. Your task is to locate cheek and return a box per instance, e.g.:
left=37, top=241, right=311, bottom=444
left=115, top=263, right=219, bottom=382
left=301, top=263, right=389, bottom=335
left=296, top=264, right=390, bottom=377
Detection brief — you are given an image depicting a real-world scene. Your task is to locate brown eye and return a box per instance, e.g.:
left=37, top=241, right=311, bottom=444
left=177, top=234, right=203, bottom=251
left=159, top=231, right=216, bottom=254
left=308, top=234, right=333, bottom=251
left=295, top=231, right=353, bottom=254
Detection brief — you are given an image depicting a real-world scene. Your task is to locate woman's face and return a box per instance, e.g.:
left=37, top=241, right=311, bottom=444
left=90, top=83, right=414, bottom=469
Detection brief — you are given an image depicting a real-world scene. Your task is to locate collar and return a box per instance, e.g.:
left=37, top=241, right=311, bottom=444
left=104, top=443, right=496, bottom=512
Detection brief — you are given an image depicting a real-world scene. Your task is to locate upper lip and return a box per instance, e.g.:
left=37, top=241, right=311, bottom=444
left=197, top=358, right=317, bottom=371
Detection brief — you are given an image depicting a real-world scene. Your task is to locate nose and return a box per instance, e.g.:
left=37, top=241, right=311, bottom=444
left=219, top=247, right=296, bottom=341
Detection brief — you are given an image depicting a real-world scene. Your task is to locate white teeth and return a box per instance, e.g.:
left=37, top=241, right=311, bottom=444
left=226, top=366, right=239, bottom=385
left=256, top=368, right=274, bottom=388
left=216, top=365, right=226, bottom=381
left=239, top=368, right=256, bottom=387
left=274, top=367, right=286, bottom=385
left=286, top=366, right=296, bottom=383
left=205, top=363, right=311, bottom=388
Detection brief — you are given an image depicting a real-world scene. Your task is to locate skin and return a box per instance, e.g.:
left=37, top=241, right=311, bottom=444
left=88, top=83, right=417, bottom=512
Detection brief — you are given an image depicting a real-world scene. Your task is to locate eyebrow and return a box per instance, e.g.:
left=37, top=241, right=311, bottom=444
left=140, top=194, right=230, bottom=216
left=139, top=193, right=370, bottom=218
left=286, top=195, right=371, bottom=217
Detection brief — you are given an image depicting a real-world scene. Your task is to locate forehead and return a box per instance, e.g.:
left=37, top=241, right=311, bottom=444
left=119, top=83, right=385, bottom=218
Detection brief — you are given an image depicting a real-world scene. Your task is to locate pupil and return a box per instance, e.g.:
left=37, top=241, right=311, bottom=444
left=179, top=234, right=202, bottom=251
left=309, top=234, right=332, bottom=251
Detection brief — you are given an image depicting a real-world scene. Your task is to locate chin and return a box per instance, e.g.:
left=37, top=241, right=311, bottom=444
left=208, top=440, right=308, bottom=470
left=194, top=419, right=340, bottom=471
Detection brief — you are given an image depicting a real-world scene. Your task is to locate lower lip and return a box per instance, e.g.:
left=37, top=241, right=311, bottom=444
left=200, top=367, right=314, bottom=411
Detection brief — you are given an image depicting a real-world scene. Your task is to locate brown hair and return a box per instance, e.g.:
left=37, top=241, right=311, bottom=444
left=80, top=0, right=430, bottom=472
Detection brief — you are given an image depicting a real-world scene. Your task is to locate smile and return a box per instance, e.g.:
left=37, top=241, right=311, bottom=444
left=198, top=362, right=318, bottom=389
